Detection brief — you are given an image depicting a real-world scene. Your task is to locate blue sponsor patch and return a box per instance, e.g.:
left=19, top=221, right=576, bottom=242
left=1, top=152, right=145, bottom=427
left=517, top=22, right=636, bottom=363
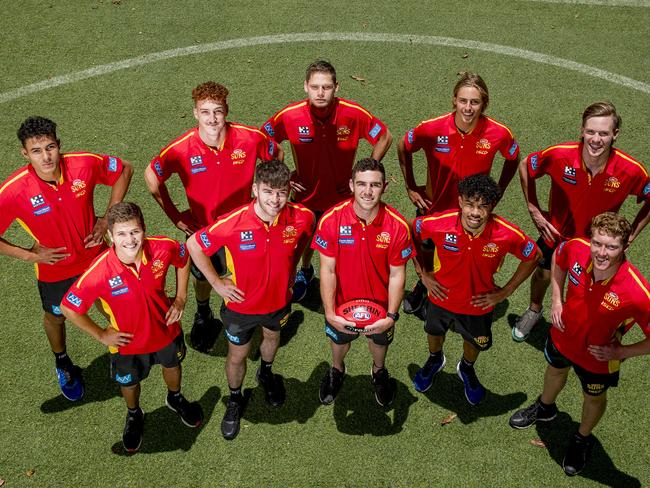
left=407, top=129, right=414, bottom=144
left=415, top=218, right=422, bottom=235
left=190, top=155, right=203, bottom=166
left=530, top=154, right=538, bottom=171
left=200, top=232, right=211, bottom=248
left=240, top=243, right=256, bottom=251
left=369, top=123, right=382, bottom=139
left=179, top=243, right=186, bottom=258
left=338, top=238, right=355, bottom=245
left=339, top=225, right=352, bottom=236
left=508, top=141, right=519, bottom=157
left=644, top=182, right=650, bottom=196
left=240, top=230, right=253, bottom=241
left=66, top=292, right=82, bottom=307
left=264, top=122, right=275, bottom=137
left=562, top=176, right=577, bottom=185
left=225, top=328, right=240, bottom=344
left=111, top=287, right=129, bottom=296
left=51, top=305, right=61, bottom=315
left=436, top=135, right=448, bottom=144
left=443, top=244, right=459, bottom=252
left=298, top=137, right=313, bottom=143
left=115, top=373, right=132, bottom=384
left=435, top=146, right=451, bottom=153
left=30, top=194, right=45, bottom=207
left=191, top=166, right=207, bottom=174
left=154, top=160, right=163, bottom=177
left=522, top=241, right=534, bottom=258
left=401, top=246, right=413, bottom=259
left=315, top=235, right=328, bottom=249
left=108, top=156, right=118, bottom=172
left=325, top=323, right=339, bottom=341
left=568, top=274, right=579, bottom=286
left=108, top=276, right=124, bottom=288
left=268, top=140, right=275, bottom=156
left=34, top=205, right=52, bottom=216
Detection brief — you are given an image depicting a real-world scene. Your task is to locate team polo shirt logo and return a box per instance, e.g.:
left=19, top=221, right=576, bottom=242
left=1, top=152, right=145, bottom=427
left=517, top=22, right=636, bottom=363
left=604, top=176, right=621, bottom=193
left=443, top=233, right=459, bottom=252
left=569, top=261, right=583, bottom=286
left=151, top=259, right=165, bottom=279
left=239, top=230, right=256, bottom=251
left=522, top=241, right=534, bottom=258
left=71, top=179, right=87, bottom=198
left=407, top=129, right=415, bottom=144
left=337, top=126, right=351, bottom=142
left=190, top=155, right=207, bottom=174
left=339, top=225, right=352, bottom=236
left=298, top=125, right=312, bottom=143
left=415, top=219, right=422, bottom=235
left=108, top=156, right=118, bottom=172
left=563, top=166, right=577, bottom=185
left=200, top=232, right=211, bottom=248
left=476, top=138, right=491, bottom=155
left=401, top=245, right=413, bottom=259
left=153, top=160, right=163, bottom=177
left=179, top=243, right=186, bottom=258
left=231, top=149, right=246, bottom=165
left=376, top=231, right=391, bottom=249
left=108, top=275, right=129, bottom=296
left=240, top=230, right=253, bottom=241
left=66, top=292, right=83, bottom=307
left=315, top=235, right=328, bottom=249
left=436, top=136, right=448, bottom=144
left=282, top=225, right=297, bottom=244
left=30, top=194, right=45, bottom=207
left=644, top=182, right=650, bottom=196
left=600, top=291, right=621, bottom=311
left=263, top=122, right=275, bottom=137
left=530, top=154, right=539, bottom=171
left=508, top=141, right=519, bottom=157
left=481, top=242, right=499, bottom=257
left=338, top=225, right=354, bottom=245
left=369, top=123, right=382, bottom=139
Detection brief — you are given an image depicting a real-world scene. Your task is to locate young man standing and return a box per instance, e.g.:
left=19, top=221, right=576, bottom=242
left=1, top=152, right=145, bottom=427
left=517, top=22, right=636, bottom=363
left=509, top=213, right=650, bottom=476
left=312, top=158, right=412, bottom=407
left=145, top=81, right=281, bottom=352
left=412, top=174, right=540, bottom=405
left=62, top=202, right=202, bottom=453
left=188, top=160, right=314, bottom=440
left=398, top=72, right=521, bottom=316
left=513, top=101, right=649, bottom=341
left=262, top=60, right=392, bottom=302
left=0, top=116, right=133, bottom=401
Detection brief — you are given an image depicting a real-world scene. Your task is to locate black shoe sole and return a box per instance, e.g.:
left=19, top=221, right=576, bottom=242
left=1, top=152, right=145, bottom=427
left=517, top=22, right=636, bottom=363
left=165, top=398, right=203, bottom=427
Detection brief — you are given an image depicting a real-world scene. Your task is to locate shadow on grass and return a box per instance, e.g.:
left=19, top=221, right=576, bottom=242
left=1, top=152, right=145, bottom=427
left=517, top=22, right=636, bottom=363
left=111, top=385, right=220, bottom=456
left=330, top=373, right=418, bottom=436
left=41, top=353, right=120, bottom=413
left=534, top=412, right=640, bottom=487
left=407, top=363, right=525, bottom=424
left=241, top=361, right=327, bottom=426
left=506, top=312, right=551, bottom=353
left=297, top=278, right=322, bottom=313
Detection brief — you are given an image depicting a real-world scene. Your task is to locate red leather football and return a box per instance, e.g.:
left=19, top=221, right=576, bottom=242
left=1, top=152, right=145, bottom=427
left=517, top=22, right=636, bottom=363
left=335, top=299, right=387, bottom=329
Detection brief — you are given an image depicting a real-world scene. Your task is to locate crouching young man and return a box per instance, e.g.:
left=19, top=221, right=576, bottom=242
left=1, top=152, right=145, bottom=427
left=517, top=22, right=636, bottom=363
left=187, top=160, right=314, bottom=440
left=508, top=213, right=650, bottom=476
left=62, top=202, right=202, bottom=453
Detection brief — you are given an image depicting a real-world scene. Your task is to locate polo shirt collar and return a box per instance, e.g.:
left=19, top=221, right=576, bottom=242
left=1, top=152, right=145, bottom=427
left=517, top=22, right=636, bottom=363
left=345, top=199, right=386, bottom=227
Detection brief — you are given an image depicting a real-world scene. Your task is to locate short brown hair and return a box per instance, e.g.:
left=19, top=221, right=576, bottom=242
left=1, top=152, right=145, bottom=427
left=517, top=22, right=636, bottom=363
left=582, top=101, right=621, bottom=131
left=305, top=60, right=336, bottom=84
left=254, top=159, right=291, bottom=189
left=107, top=202, right=145, bottom=232
left=590, top=212, right=631, bottom=246
left=351, top=158, right=385, bottom=182
left=192, top=81, right=229, bottom=107
left=453, top=72, right=489, bottom=112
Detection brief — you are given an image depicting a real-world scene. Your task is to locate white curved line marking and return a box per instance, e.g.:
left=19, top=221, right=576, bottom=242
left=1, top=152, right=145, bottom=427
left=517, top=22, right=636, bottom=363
left=526, top=0, right=649, bottom=6
left=2, top=32, right=649, bottom=104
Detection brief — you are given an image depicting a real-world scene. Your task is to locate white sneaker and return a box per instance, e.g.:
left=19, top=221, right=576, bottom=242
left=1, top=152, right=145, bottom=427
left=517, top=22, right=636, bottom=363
left=512, top=307, right=543, bottom=342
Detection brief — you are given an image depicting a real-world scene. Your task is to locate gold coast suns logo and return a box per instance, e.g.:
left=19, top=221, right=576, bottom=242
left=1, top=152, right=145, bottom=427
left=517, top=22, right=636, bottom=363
left=600, top=291, right=621, bottom=311
left=282, top=225, right=297, bottom=244
left=337, top=125, right=351, bottom=142
left=476, top=138, right=491, bottom=155
left=70, top=178, right=87, bottom=198
left=151, top=259, right=165, bottom=279
left=231, top=148, right=247, bottom=165
left=481, top=242, right=499, bottom=257
left=376, top=231, right=391, bottom=249
left=604, top=176, right=621, bottom=193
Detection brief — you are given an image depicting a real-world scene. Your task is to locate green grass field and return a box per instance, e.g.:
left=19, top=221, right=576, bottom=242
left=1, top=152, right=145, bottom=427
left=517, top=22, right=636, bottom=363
left=1, top=1, right=649, bottom=486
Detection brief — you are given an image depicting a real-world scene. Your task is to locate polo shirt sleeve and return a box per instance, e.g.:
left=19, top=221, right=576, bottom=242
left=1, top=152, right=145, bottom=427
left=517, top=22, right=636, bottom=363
left=256, top=131, right=280, bottom=161
left=527, top=148, right=552, bottom=179
left=632, top=169, right=650, bottom=203
left=0, top=184, right=17, bottom=235
left=149, top=146, right=179, bottom=183
left=94, top=154, right=125, bottom=186
left=361, top=113, right=388, bottom=145
left=498, top=131, right=520, bottom=161
left=553, top=239, right=573, bottom=271
left=505, top=226, right=539, bottom=262
left=402, top=122, right=428, bottom=154
left=262, top=112, right=287, bottom=143
left=389, top=221, right=414, bottom=266
left=195, top=221, right=226, bottom=258
left=311, top=213, right=337, bottom=258
left=170, top=240, right=189, bottom=268
left=63, top=276, right=98, bottom=315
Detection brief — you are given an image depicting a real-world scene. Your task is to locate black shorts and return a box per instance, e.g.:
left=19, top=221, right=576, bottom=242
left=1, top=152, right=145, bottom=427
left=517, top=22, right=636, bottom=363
left=544, top=336, right=618, bottom=396
left=536, top=237, right=558, bottom=271
left=324, top=320, right=394, bottom=346
left=109, top=333, right=186, bottom=387
left=190, top=247, right=227, bottom=281
left=221, top=303, right=290, bottom=346
left=424, top=301, right=494, bottom=351
left=38, top=275, right=79, bottom=317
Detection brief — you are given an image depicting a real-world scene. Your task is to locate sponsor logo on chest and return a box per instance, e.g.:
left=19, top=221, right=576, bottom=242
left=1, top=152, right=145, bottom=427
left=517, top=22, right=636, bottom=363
left=375, top=231, right=391, bottom=249
left=108, top=275, right=129, bottom=296
left=231, top=148, right=247, bottom=165
left=151, top=259, right=165, bottom=279
left=282, top=225, right=297, bottom=244
left=337, top=125, right=351, bottom=142
left=600, top=291, right=621, bottom=311
left=30, top=194, right=51, bottom=216
left=443, top=233, right=459, bottom=252
left=481, top=242, right=499, bottom=257
left=562, top=165, right=577, bottom=185
left=603, top=176, right=620, bottom=193
left=476, top=138, right=491, bottom=155
left=71, top=178, right=87, bottom=198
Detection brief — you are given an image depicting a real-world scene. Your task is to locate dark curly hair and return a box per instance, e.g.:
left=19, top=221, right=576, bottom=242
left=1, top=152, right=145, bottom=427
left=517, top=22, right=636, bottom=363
left=457, top=173, right=501, bottom=206
left=255, top=159, right=291, bottom=189
left=17, top=116, right=58, bottom=147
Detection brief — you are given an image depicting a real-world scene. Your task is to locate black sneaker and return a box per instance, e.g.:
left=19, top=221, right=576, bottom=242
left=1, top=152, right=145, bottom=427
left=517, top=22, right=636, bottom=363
left=509, top=397, right=558, bottom=429
left=403, top=280, right=427, bottom=315
left=563, top=432, right=594, bottom=476
left=221, top=397, right=244, bottom=440
left=190, top=310, right=222, bottom=352
left=165, top=393, right=203, bottom=427
left=122, top=408, right=144, bottom=453
left=371, top=367, right=395, bottom=407
left=319, top=365, right=345, bottom=405
left=256, top=368, right=286, bottom=407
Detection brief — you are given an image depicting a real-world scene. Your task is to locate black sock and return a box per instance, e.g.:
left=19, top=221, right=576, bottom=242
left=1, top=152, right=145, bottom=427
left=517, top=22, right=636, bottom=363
left=127, top=406, right=143, bottom=416
left=167, top=389, right=182, bottom=403
left=229, top=386, right=243, bottom=402
left=460, top=357, right=475, bottom=370
left=54, top=350, right=73, bottom=370
left=197, top=299, right=211, bottom=317
left=538, top=397, right=554, bottom=409
left=428, top=350, right=443, bottom=362
left=260, top=359, right=273, bottom=377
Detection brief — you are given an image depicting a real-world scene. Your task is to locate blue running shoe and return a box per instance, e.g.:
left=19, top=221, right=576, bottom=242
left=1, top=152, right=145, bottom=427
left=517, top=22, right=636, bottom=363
left=413, top=353, right=446, bottom=393
left=291, top=265, right=314, bottom=303
left=456, top=360, right=485, bottom=406
left=56, top=365, right=85, bottom=401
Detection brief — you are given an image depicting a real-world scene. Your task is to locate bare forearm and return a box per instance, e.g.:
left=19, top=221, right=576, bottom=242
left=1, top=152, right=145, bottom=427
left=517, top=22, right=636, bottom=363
left=371, top=130, right=392, bottom=162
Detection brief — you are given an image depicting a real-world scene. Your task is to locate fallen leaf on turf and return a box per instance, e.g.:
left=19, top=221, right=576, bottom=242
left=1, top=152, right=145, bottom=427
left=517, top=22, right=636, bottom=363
left=389, top=175, right=398, bottom=184
left=530, top=439, right=546, bottom=448
left=111, top=445, right=121, bottom=454
left=0, top=477, right=6, bottom=486
left=26, top=469, right=35, bottom=477
left=462, top=53, right=469, bottom=59
left=350, top=75, right=366, bottom=84
left=440, top=413, right=457, bottom=426
left=112, top=0, right=121, bottom=4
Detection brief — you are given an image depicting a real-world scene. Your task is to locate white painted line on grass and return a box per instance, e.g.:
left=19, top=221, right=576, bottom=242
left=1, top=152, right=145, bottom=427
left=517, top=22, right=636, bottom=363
left=2, top=32, right=649, bottom=104
left=525, top=0, right=649, bottom=6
